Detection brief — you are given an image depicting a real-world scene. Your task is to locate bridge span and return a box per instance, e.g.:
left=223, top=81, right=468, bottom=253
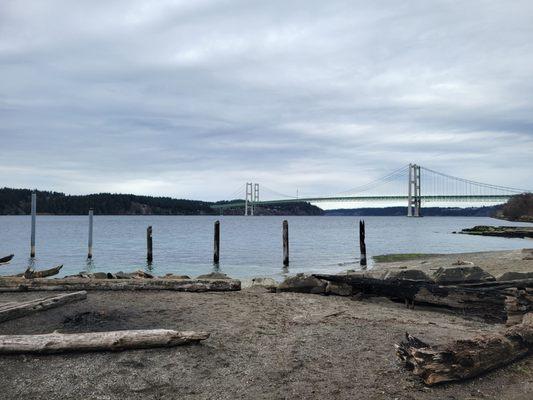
left=213, top=164, right=529, bottom=216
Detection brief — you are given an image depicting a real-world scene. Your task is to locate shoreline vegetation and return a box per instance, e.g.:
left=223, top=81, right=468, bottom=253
left=2, top=187, right=532, bottom=218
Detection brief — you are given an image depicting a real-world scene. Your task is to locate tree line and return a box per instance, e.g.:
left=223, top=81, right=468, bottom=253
left=0, top=188, right=216, bottom=215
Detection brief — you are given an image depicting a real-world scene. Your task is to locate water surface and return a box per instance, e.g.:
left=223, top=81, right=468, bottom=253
left=0, top=215, right=531, bottom=280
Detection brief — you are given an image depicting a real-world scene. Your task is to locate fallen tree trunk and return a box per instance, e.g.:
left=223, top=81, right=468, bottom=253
left=0, top=329, right=209, bottom=354
left=0, top=291, right=87, bottom=323
left=0, top=277, right=241, bottom=292
left=396, top=313, right=533, bottom=385
left=20, top=265, right=63, bottom=279
left=314, top=274, right=533, bottom=323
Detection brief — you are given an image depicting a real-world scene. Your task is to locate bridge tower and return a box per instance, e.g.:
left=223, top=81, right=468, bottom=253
left=253, top=183, right=259, bottom=215
left=407, top=164, right=421, bottom=217
left=244, top=183, right=260, bottom=216
left=245, top=182, right=252, bottom=216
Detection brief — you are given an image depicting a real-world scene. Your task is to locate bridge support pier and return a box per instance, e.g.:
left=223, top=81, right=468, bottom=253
left=407, top=164, right=421, bottom=217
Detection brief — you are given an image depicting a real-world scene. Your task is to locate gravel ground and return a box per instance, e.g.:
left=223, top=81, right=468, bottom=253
left=0, top=288, right=532, bottom=400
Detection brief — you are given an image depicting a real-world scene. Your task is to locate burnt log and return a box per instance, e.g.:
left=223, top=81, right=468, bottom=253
left=396, top=313, right=533, bottom=385
left=314, top=274, right=533, bottom=323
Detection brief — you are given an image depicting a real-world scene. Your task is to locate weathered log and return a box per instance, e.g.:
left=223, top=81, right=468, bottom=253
left=0, top=254, right=14, bottom=264
left=0, top=277, right=241, bottom=292
left=0, top=291, right=87, bottom=323
left=314, top=274, right=533, bottom=323
left=396, top=313, right=533, bottom=385
left=22, top=265, right=63, bottom=279
left=0, top=329, right=209, bottom=354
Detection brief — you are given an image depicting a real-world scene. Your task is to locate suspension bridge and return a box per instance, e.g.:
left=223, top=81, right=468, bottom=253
left=213, top=164, right=530, bottom=216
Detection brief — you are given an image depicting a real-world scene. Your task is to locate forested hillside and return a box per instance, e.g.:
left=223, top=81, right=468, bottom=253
left=0, top=188, right=216, bottom=215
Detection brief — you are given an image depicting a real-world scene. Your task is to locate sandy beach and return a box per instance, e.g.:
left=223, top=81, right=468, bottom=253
left=0, top=248, right=532, bottom=399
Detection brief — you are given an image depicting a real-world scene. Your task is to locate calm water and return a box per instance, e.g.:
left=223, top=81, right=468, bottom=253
left=0, top=216, right=531, bottom=280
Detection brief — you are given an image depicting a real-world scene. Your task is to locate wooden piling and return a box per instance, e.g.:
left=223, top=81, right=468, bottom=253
left=359, top=220, right=367, bottom=267
left=87, top=209, right=94, bottom=259
left=213, top=220, right=220, bottom=265
left=30, top=191, right=36, bottom=258
left=283, top=220, right=289, bottom=267
left=147, top=226, right=153, bottom=263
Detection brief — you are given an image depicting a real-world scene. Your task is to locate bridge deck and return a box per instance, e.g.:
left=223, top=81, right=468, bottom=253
left=212, top=195, right=512, bottom=209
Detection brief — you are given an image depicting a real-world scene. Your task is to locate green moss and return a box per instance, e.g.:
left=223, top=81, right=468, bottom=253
left=372, top=253, right=442, bottom=263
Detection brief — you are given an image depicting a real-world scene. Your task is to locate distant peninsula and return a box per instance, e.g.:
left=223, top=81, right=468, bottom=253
left=0, top=187, right=322, bottom=216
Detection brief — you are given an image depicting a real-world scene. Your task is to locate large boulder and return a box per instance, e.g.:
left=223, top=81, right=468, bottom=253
left=383, top=269, right=433, bottom=282
left=162, top=274, right=191, bottom=280
left=196, top=272, right=231, bottom=280
left=250, top=277, right=278, bottom=291
left=91, top=272, right=113, bottom=279
left=277, top=273, right=327, bottom=294
left=433, top=266, right=495, bottom=285
left=115, top=270, right=153, bottom=279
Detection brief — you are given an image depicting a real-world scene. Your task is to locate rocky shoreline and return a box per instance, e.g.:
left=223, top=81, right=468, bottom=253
left=458, top=225, right=533, bottom=238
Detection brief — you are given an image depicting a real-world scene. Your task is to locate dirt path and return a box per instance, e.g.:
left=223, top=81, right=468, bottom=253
left=0, top=289, right=531, bottom=399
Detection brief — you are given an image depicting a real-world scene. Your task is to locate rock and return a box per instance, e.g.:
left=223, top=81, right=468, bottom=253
left=498, top=271, right=533, bottom=281
left=196, top=272, right=231, bottom=280
left=452, top=259, right=474, bottom=266
left=162, top=274, right=191, bottom=280
left=131, top=270, right=153, bottom=279
left=277, top=273, right=327, bottom=294
left=91, top=272, right=111, bottom=279
left=383, top=269, right=434, bottom=282
left=433, top=266, right=495, bottom=284
left=326, top=282, right=353, bottom=296
left=250, top=277, right=277, bottom=291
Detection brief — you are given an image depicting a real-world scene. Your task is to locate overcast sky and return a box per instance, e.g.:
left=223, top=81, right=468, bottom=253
left=1, top=0, right=532, bottom=203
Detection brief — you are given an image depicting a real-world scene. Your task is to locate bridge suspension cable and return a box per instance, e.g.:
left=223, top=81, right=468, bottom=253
left=335, top=164, right=409, bottom=196
left=260, top=185, right=298, bottom=200
left=420, top=166, right=529, bottom=196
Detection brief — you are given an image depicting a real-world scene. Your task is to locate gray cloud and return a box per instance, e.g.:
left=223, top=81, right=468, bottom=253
left=1, top=0, right=532, bottom=204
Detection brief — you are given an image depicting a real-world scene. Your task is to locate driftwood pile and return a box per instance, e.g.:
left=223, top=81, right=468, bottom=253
left=0, top=290, right=211, bottom=354
left=396, top=313, right=533, bottom=385
left=309, top=270, right=533, bottom=385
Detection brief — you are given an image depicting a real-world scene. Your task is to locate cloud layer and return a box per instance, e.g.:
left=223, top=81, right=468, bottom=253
left=1, top=0, right=532, bottom=203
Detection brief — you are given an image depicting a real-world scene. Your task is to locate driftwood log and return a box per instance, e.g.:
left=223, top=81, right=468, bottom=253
left=0, top=254, right=14, bottom=264
left=396, top=313, right=533, bottom=385
left=0, top=329, right=209, bottom=354
left=20, top=265, right=63, bottom=279
left=0, top=291, right=87, bottom=323
left=314, top=274, right=533, bottom=323
left=0, top=277, right=241, bottom=292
